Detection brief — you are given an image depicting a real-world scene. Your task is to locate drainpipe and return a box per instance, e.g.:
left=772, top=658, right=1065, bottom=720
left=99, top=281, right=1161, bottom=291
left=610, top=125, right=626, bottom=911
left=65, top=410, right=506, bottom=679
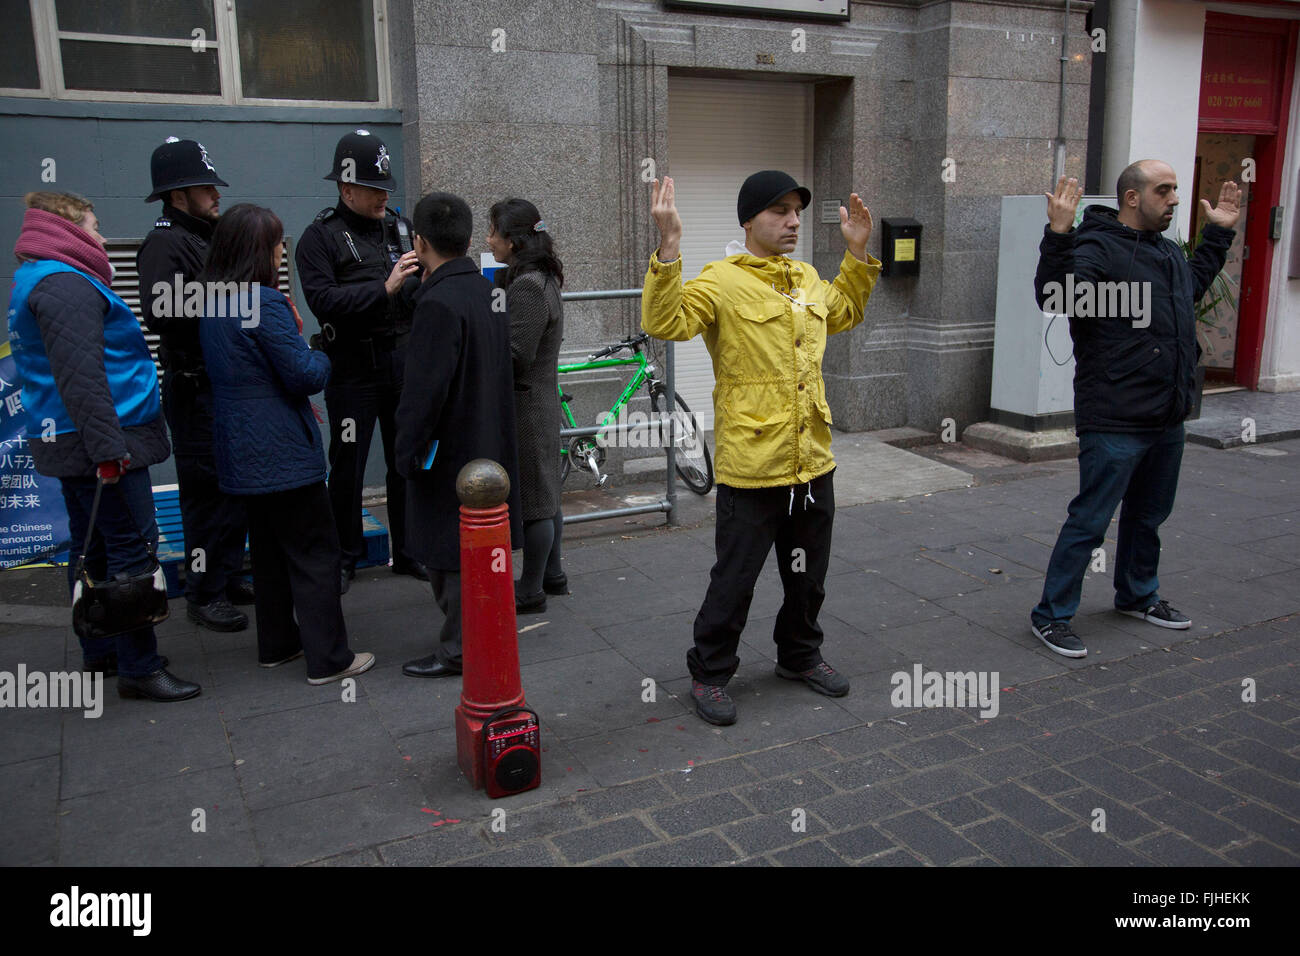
left=1102, top=0, right=1139, bottom=193
left=1054, top=0, right=1071, bottom=181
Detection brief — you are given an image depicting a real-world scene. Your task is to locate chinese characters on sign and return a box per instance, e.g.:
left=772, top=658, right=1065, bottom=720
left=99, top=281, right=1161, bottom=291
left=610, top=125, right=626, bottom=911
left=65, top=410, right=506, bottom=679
left=1199, top=31, right=1283, bottom=129
left=0, top=356, right=69, bottom=568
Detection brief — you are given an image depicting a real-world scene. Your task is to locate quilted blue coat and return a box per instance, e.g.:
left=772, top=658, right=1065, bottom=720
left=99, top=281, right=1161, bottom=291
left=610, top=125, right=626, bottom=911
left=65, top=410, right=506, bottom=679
left=198, top=285, right=331, bottom=495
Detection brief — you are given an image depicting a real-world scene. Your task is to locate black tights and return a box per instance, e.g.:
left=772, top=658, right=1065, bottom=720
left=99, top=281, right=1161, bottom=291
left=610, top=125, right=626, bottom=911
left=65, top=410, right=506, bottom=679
left=519, top=510, right=564, bottom=595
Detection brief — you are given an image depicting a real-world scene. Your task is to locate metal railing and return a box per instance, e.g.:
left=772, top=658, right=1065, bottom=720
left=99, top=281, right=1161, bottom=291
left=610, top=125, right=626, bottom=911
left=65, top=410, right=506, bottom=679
left=558, top=288, right=678, bottom=527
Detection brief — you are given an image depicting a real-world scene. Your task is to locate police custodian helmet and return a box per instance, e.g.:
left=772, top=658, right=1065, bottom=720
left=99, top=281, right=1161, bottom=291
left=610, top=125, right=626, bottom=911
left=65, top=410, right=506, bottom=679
left=324, top=129, right=396, bottom=193
left=145, top=137, right=229, bottom=202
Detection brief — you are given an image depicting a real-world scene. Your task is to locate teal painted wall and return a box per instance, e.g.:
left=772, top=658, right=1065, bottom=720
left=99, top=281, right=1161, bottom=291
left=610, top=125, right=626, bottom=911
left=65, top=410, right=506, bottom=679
left=1, top=99, right=408, bottom=491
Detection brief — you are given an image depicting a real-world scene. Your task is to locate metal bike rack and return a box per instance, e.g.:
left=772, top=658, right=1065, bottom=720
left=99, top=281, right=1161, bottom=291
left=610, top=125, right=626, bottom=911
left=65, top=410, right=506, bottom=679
left=557, top=288, right=679, bottom=527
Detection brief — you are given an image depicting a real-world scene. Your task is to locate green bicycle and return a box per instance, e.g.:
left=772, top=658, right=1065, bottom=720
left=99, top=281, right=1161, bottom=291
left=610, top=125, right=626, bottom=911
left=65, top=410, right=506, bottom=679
left=558, top=331, right=714, bottom=495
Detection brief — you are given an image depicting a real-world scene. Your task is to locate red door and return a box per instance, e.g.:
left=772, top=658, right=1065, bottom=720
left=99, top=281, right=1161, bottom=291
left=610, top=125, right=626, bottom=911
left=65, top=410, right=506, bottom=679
left=1198, top=12, right=1298, bottom=388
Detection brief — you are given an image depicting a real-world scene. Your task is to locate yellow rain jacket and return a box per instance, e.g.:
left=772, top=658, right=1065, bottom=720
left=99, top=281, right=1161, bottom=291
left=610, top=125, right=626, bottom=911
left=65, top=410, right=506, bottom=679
left=642, top=248, right=881, bottom=489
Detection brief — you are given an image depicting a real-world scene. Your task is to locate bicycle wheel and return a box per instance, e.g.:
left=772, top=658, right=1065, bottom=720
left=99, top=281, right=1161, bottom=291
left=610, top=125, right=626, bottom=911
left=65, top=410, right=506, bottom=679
left=650, top=387, right=713, bottom=495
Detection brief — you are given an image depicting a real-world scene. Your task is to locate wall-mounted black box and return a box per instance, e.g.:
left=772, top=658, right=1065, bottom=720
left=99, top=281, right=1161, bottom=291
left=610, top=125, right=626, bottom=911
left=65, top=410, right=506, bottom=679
left=880, top=217, right=922, bottom=276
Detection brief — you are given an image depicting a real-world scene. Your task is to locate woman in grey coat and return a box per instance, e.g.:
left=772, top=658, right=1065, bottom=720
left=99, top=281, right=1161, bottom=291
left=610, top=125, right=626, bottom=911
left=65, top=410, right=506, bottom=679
left=487, top=198, right=566, bottom=613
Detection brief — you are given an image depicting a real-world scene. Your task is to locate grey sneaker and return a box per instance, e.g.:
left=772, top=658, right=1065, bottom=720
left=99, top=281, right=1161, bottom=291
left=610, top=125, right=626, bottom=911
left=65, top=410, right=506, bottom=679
left=1031, top=618, right=1087, bottom=658
left=1117, top=599, right=1190, bottom=630
left=690, top=680, right=737, bottom=725
left=775, top=661, right=850, bottom=697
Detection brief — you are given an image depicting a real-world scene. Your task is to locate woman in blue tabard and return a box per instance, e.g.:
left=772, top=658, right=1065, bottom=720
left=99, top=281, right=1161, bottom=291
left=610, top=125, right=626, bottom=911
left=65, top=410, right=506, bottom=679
left=8, top=191, right=200, bottom=702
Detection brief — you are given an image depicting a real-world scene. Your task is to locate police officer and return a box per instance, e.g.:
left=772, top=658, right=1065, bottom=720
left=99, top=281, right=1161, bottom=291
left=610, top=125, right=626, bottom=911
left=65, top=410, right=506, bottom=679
left=137, top=137, right=251, bottom=632
left=295, top=130, right=425, bottom=591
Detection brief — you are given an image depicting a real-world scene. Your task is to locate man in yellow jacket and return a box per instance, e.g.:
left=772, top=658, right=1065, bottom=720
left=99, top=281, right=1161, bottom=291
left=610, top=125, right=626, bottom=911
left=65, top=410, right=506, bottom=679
left=642, top=169, right=881, bottom=725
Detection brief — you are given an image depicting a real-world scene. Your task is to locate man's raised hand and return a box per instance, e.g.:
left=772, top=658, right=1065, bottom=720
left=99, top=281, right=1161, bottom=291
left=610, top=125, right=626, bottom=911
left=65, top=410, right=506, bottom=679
left=651, top=177, right=683, bottom=262
left=840, top=193, right=873, bottom=262
left=1200, top=180, right=1242, bottom=231
left=1045, top=176, right=1083, bottom=234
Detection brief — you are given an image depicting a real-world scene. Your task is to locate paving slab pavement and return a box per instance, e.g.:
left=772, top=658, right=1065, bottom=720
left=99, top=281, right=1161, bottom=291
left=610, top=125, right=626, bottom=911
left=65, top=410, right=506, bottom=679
left=1186, top=389, right=1300, bottom=448
left=1, top=434, right=1297, bottom=867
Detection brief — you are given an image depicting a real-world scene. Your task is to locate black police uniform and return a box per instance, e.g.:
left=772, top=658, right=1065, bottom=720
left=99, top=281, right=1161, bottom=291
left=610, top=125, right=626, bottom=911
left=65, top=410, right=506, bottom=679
left=137, top=147, right=250, bottom=628
left=295, top=202, right=418, bottom=577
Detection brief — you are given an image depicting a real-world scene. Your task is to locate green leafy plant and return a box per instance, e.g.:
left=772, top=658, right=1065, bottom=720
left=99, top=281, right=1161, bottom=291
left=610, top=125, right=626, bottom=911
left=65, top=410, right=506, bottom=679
left=1179, top=229, right=1238, bottom=355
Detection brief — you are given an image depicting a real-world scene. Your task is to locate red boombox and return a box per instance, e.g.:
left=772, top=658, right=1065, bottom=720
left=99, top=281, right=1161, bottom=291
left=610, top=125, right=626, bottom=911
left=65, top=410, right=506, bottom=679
left=482, top=706, right=541, bottom=798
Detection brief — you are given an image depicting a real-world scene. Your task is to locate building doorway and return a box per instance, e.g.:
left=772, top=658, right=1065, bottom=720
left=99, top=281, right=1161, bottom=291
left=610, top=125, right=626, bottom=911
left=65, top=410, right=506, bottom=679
left=666, top=73, right=814, bottom=429
left=1198, top=13, right=1297, bottom=388
left=1190, top=132, right=1254, bottom=381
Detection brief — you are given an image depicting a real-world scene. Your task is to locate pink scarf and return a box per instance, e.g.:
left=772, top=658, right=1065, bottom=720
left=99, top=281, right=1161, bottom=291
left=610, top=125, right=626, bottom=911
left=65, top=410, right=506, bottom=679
left=13, top=208, right=112, bottom=286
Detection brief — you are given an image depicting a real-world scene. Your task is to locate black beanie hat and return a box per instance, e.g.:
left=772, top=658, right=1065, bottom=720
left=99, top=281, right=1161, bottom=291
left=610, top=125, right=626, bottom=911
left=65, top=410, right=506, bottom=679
left=737, top=170, right=811, bottom=226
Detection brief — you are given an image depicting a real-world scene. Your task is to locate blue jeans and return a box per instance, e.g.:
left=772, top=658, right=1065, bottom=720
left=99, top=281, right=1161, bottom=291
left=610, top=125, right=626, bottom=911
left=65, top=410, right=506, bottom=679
left=61, top=468, right=164, bottom=677
left=1033, top=425, right=1185, bottom=625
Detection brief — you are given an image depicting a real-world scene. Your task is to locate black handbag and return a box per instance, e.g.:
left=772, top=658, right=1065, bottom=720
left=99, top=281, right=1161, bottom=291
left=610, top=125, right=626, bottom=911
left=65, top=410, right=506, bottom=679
left=71, top=478, right=170, bottom=640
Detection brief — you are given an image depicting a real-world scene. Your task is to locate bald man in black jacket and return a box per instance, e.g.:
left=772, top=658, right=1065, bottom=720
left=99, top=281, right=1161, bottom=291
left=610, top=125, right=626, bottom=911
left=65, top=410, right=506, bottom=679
left=1029, top=161, right=1239, bottom=659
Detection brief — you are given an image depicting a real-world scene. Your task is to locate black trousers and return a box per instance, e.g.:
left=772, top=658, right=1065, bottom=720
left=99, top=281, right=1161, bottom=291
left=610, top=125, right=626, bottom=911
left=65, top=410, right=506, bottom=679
left=690, top=469, right=835, bottom=685
left=162, top=369, right=248, bottom=603
left=324, top=343, right=408, bottom=572
left=429, top=570, right=463, bottom=668
left=244, top=483, right=353, bottom=680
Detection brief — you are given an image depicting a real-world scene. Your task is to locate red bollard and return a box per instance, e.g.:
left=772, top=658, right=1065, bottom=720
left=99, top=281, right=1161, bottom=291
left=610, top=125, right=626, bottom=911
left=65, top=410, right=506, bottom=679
left=453, top=459, right=534, bottom=791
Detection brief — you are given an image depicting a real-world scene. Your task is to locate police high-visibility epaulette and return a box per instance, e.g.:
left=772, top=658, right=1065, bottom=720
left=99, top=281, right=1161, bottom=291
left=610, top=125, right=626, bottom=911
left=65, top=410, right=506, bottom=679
left=154, top=218, right=171, bottom=228
left=314, top=207, right=336, bottom=223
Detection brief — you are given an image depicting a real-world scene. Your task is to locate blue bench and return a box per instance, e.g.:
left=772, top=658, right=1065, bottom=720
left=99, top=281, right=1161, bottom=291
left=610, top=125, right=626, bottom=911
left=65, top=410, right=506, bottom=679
left=153, top=488, right=391, bottom=598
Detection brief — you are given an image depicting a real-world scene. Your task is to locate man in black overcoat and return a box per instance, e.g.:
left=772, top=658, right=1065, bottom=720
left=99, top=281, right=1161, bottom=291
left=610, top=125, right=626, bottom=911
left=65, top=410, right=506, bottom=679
left=395, top=192, right=523, bottom=678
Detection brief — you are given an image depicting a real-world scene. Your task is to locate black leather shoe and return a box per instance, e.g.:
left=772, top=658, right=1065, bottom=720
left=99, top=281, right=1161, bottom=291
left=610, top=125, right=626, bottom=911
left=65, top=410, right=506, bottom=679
left=187, top=598, right=249, bottom=632
left=516, top=590, right=547, bottom=615
left=401, top=654, right=462, bottom=678
left=84, top=654, right=168, bottom=677
left=118, top=668, right=201, bottom=702
left=543, top=573, right=569, bottom=596
left=392, top=560, right=430, bottom=582
left=227, top=578, right=255, bottom=605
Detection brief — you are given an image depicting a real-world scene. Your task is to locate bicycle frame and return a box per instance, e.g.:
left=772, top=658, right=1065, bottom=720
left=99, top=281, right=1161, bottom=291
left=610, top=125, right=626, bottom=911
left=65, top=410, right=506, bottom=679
left=558, top=350, right=653, bottom=442
left=556, top=334, right=713, bottom=495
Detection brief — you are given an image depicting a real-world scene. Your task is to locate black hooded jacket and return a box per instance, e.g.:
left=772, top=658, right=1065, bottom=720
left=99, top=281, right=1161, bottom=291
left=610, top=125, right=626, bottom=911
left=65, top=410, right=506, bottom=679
left=1034, top=205, right=1234, bottom=433
left=137, top=204, right=213, bottom=373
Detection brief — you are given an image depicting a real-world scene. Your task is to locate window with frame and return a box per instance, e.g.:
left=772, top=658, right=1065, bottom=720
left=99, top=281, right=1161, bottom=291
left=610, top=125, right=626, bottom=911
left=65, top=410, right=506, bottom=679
left=1, top=0, right=42, bottom=90
left=2, top=0, right=386, bottom=106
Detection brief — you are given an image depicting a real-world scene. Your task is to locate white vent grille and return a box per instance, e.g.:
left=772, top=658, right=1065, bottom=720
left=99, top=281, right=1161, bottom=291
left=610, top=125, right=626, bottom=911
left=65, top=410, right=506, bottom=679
left=105, top=236, right=294, bottom=379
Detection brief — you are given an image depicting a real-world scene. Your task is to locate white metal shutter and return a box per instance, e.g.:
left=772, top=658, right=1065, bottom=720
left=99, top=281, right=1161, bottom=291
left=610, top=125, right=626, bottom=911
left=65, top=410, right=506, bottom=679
left=666, top=75, right=813, bottom=431
left=106, top=236, right=295, bottom=380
